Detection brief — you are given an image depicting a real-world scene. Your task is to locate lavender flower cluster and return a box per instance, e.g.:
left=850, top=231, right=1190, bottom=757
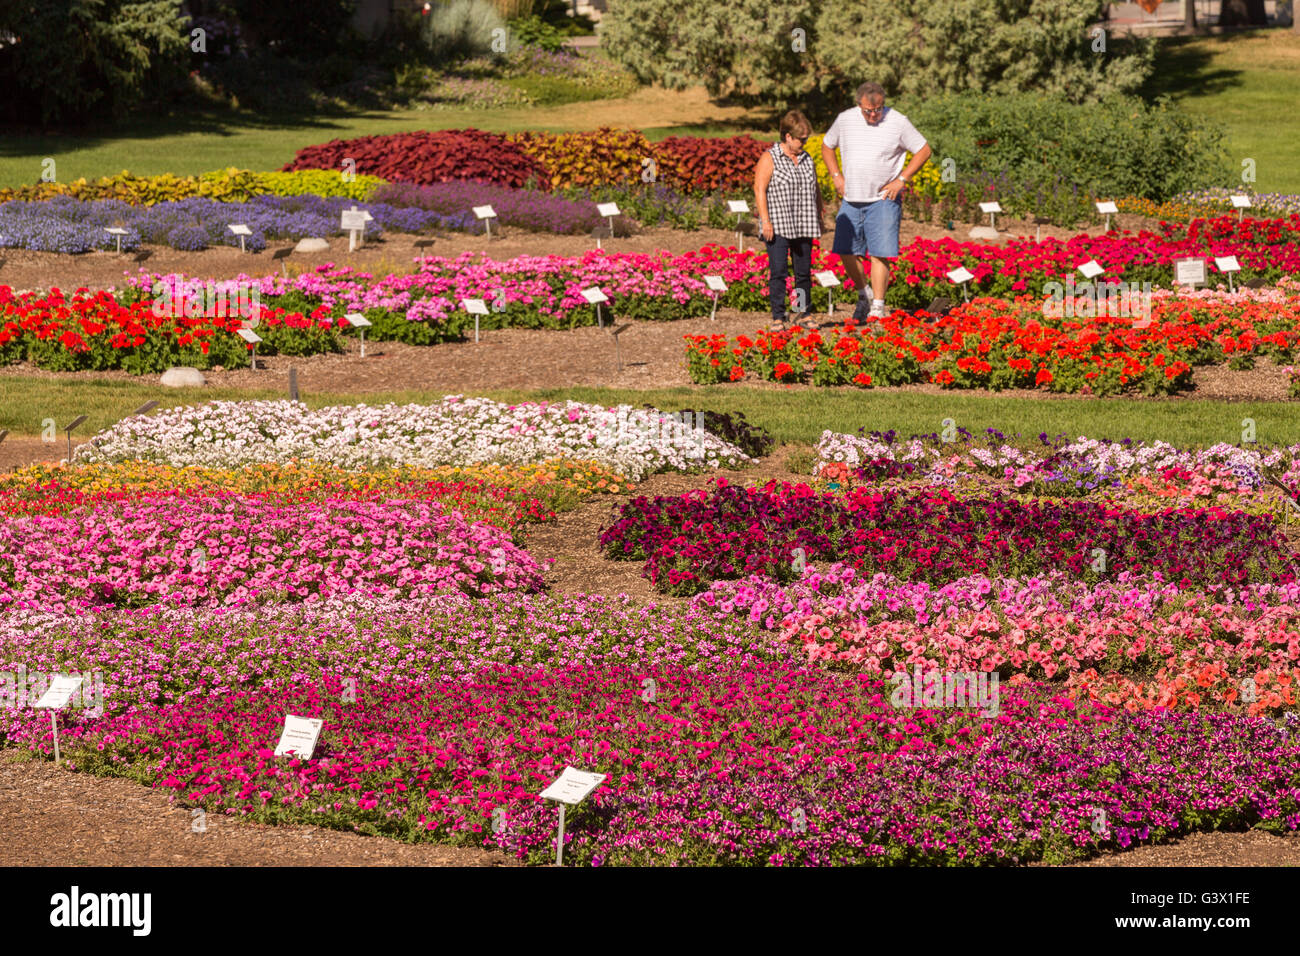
left=371, top=181, right=601, bottom=235
left=0, top=194, right=452, bottom=253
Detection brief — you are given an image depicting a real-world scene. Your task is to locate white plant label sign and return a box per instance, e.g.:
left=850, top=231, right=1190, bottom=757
left=1174, top=258, right=1207, bottom=286
left=540, top=766, right=607, bottom=805
left=34, top=676, right=84, bottom=710
left=274, top=715, right=323, bottom=759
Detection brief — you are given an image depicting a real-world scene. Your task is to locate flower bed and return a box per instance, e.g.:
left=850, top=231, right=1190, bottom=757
left=3, top=595, right=1298, bottom=865
left=122, top=252, right=729, bottom=346
left=1119, top=190, right=1300, bottom=223
left=598, top=480, right=1297, bottom=595
left=686, top=282, right=1300, bottom=395
left=0, top=459, right=627, bottom=526
left=281, top=129, right=549, bottom=190
left=370, top=181, right=603, bottom=235
left=694, top=566, right=1300, bottom=715
left=0, top=285, right=340, bottom=373
left=0, top=497, right=545, bottom=613
left=74, top=397, right=753, bottom=480
left=0, top=169, right=387, bottom=205
left=813, top=428, right=1300, bottom=503
left=0, top=194, right=448, bottom=253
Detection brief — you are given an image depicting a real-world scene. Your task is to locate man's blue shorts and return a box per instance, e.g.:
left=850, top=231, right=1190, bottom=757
left=831, top=198, right=902, bottom=259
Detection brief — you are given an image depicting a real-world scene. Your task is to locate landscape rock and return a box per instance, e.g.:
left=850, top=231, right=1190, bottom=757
left=968, top=225, right=1000, bottom=241
left=160, top=366, right=206, bottom=388
left=294, top=237, right=331, bottom=253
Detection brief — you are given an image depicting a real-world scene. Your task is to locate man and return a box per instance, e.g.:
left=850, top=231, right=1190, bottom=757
left=822, top=82, right=932, bottom=321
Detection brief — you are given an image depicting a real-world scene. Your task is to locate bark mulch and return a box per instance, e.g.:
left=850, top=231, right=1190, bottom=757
left=0, top=753, right=515, bottom=867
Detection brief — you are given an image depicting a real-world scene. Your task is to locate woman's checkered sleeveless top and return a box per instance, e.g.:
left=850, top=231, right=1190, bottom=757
left=765, top=143, right=820, bottom=239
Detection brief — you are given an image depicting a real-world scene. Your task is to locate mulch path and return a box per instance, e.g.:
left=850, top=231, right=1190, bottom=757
left=0, top=753, right=515, bottom=866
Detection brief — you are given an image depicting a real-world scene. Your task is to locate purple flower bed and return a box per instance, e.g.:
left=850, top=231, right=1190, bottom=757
left=371, top=181, right=601, bottom=235
left=0, top=194, right=454, bottom=253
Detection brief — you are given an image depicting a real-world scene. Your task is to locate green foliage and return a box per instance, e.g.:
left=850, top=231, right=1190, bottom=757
left=508, top=14, right=568, bottom=51
left=604, top=0, right=814, bottom=105
left=899, top=93, right=1230, bottom=203
left=502, top=71, right=626, bottom=106
left=815, top=0, right=1155, bottom=106
left=257, top=170, right=385, bottom=200
left=0, top=0, right=191, bottom=125
left=680, top=408, right=777, bottom=458
left=605, top=0, right=1154, bottom=111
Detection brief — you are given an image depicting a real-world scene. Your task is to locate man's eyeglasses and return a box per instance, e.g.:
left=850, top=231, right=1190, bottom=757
left=861, top=106, right=885, bottom=118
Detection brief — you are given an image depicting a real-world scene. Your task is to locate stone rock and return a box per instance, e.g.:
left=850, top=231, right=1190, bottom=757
left=967, top=225, right=1000, bottom=241
left=161, top=366, right=206, bottom=388
left=294, top=237, right=331, bottom=253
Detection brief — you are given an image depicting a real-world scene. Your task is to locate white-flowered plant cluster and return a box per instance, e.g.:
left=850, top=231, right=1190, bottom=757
left=75, top=396, right=753, bottom=480
left=815, top=430, right=1300, bottom=487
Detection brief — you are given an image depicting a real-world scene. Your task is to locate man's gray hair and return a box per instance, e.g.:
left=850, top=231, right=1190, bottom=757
left=856, top=82, right=885, bottom=104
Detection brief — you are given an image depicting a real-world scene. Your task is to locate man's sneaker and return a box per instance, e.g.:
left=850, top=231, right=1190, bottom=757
left=868, top=302, right=889, bottom=320
left=852, top=296, right=871, bottom=321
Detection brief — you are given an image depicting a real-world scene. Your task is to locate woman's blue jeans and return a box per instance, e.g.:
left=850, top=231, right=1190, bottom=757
left=764, top=235, right=813, bottom=320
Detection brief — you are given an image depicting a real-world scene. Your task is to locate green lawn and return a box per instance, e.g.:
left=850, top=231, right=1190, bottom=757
left=1140, top=29, right=1300, bottom=194
left=0, top=30, right=1295, bottom=192
left=2, top=377, right=1294, bottom=450
left=0, top=98, right=763, bottom=188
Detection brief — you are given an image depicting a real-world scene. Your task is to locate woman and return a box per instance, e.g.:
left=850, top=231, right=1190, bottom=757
left=754, top=109, right=824, bottom=326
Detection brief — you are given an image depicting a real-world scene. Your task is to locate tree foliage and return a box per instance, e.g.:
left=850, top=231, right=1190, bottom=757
left=603, top=0, right=1155, bottom=110
left=0, top=0, right=190, bottom=125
